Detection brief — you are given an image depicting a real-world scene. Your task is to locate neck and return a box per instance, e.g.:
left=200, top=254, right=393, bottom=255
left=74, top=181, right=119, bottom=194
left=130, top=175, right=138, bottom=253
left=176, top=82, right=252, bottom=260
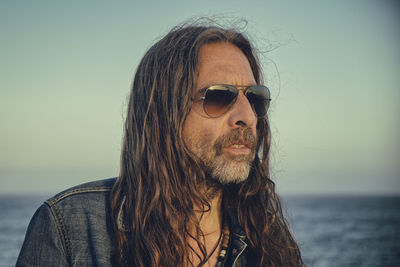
left=197, top=191, right=223, bottom=235
left=187, top=190, right=223, bottom=266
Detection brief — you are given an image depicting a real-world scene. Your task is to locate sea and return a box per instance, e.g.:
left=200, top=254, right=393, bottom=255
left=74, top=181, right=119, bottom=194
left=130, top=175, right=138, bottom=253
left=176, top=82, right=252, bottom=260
left=0, top=194, right=399, bottom=267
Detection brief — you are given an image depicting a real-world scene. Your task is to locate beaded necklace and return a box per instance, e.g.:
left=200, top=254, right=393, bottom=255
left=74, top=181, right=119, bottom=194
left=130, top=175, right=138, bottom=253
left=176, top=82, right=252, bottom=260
left=215, top=221, right=230, bottom=267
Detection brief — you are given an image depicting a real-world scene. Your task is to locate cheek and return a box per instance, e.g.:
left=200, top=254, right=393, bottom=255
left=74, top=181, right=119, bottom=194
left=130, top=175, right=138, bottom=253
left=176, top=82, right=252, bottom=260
left=183, top=112, right=219, bottom=149
left=183, top=113, right=198, bottom=148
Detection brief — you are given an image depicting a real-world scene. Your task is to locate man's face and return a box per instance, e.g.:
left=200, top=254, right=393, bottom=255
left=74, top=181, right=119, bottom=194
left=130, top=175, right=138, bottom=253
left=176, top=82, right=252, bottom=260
left=183, top=42, right=258, bottom=184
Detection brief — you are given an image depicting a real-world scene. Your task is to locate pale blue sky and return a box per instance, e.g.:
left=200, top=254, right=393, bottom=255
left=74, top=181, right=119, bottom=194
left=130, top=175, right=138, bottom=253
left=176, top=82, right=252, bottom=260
left=1, top=1, right=399, bottom=194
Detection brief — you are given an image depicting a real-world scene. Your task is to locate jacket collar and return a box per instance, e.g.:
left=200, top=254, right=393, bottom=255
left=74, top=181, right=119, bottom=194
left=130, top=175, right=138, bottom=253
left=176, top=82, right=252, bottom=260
left=225, top=208, right=249, bottom=267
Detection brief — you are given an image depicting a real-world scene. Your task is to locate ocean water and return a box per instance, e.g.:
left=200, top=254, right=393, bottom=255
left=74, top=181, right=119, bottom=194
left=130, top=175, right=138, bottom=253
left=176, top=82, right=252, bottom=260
left=1, top=194, right=399, bottom=267
left=0, top=194, right=49, bottom=267
left=282, top=196, right=400, bottom=267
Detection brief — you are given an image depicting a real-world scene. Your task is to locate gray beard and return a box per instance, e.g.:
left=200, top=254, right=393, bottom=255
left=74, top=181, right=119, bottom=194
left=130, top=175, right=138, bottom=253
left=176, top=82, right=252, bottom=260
left=202, top=128, right=256, bottom=185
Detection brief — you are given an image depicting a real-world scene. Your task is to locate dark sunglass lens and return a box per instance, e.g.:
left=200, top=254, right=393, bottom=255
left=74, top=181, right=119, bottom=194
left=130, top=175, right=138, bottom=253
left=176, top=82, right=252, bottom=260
left=204, top=88, right=236, bottom=117
left=246, top=86, right=270, bottom=117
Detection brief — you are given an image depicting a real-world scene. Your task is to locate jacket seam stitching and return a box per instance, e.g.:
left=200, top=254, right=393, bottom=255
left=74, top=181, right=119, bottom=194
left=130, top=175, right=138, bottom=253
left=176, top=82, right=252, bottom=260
left=46, top=187, right=112, bottom=206
left=48, top=202, right=72, bottom=263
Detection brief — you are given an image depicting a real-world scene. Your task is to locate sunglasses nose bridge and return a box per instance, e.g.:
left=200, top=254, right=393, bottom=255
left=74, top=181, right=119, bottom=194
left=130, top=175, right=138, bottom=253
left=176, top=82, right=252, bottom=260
left=227, top=89, right=258, bottom=128
left=223, top=86, right=256, bottom=118
left=237, top=87, right=255, bottom=109
left=234, top=89, right=256, bottom=113
left=236, top=86, right=248, bottom=94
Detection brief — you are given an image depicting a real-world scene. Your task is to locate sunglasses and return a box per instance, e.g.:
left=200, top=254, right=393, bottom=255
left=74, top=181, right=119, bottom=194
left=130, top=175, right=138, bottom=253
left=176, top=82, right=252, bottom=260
left=194, top=84, right=271, bottom=118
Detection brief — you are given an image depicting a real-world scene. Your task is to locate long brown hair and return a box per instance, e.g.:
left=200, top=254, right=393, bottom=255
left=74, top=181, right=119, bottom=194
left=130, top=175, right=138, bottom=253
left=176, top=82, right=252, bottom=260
left=111, top=22, right=303, bottom=266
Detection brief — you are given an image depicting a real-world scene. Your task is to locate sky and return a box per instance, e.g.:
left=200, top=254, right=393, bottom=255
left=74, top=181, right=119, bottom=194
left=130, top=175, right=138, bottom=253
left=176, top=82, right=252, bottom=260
left=1, top=0, right=399, bottom=195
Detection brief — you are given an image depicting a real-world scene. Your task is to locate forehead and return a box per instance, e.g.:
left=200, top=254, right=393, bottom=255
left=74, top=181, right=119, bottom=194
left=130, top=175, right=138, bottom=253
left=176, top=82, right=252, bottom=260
left=196, top=42, right=256, bottom=90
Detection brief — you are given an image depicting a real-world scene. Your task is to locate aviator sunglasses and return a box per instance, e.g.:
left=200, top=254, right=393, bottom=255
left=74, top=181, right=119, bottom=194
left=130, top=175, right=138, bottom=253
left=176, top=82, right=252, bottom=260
left=194, top=84, right=271, bottom=118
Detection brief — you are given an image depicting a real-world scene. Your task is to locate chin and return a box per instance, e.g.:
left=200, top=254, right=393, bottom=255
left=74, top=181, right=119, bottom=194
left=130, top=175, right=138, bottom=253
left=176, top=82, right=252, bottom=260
left=211, top=161, right=251, bottom=185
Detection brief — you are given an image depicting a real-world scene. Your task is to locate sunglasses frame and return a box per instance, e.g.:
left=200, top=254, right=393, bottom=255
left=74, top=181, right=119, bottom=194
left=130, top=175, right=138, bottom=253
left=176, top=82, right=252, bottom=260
left=194, top=84, right=271, bottom=118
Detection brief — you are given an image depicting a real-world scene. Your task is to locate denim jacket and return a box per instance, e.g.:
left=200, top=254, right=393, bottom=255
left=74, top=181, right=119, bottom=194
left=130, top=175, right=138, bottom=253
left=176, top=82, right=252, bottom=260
left=16, top=178, right=249, bottom=266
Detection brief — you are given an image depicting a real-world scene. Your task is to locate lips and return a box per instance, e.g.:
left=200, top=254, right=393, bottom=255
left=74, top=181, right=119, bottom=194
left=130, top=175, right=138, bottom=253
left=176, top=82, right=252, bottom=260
left=223, top=141, right=253, bottom=157
left=228, top=142, right=253, bottom=149
left=214, top=128, right=256, bottom=156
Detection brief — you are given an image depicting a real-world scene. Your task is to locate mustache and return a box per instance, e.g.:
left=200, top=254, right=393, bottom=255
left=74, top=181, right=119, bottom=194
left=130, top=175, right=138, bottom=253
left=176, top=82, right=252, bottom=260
left=214, top=128, right=256, bottom=155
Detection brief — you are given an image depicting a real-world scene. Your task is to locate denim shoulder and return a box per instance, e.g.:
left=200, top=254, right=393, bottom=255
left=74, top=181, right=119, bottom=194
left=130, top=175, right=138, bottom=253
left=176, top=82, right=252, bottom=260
left=16, top=178, right=117, bottom=267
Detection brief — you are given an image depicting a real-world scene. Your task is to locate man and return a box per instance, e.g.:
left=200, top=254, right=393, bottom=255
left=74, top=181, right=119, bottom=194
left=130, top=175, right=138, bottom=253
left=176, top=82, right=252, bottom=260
left=17, top=23, right=303, bottom=266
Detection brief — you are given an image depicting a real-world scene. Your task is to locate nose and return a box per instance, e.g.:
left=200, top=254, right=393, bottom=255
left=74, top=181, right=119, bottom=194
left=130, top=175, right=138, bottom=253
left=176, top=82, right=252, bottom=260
left=227, top=91, right=257, bottom=129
